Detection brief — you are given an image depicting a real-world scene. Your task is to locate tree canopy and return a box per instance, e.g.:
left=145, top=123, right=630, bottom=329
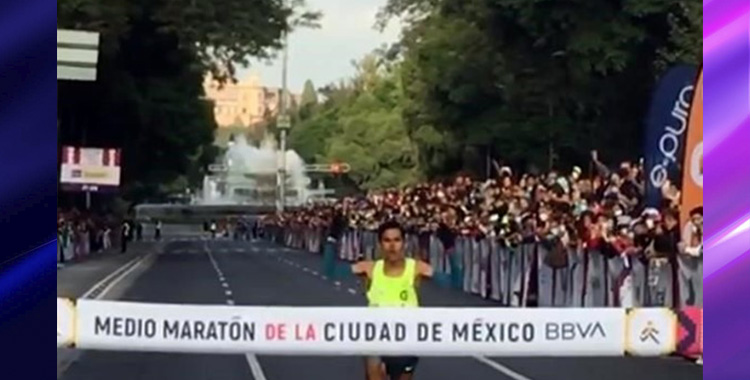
left=288, top=0, right=699, bottom=188
left=57, top=0, right=319, bottom=204
left=377, top=0, right=701, bottom=176
left=58, top=0, right=701, bottom=201
left=289, top=54, right=421, bottom=190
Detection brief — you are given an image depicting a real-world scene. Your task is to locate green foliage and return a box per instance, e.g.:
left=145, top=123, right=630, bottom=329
left=380, top=0, right=701, bottom=176
left=300, top=79, right=319, bottom=107
left=289, top=54, right=421, bottom=189
left=57, top=0, right=318, bottom=203
left=290, top=0, right=700, bottom=187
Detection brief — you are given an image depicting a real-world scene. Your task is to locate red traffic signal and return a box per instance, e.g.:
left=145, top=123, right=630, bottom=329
left=330, top=162, right=351, bottom=174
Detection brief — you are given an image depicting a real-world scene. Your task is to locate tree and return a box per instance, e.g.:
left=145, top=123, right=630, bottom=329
left=289, top=54, right=421, bottom=189
left=300, top=79, right=318, bottom=107
left=380, top=0, right=702, bottom=176
left=57, top=0, right=320, bottom=203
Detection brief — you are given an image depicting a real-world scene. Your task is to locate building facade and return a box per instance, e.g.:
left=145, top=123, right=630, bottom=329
left=203, top=74, right=272, bottom=129
left=203, top=73, right=300, bottom=131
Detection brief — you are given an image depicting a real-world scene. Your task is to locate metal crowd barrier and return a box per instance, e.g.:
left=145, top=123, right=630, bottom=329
left=270, top=226, right=702, bottom=309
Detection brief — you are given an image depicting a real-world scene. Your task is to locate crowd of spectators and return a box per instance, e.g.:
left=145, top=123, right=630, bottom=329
left=57, top=209, right=117, bottom=262
left=264, top=151, right=703, bottom=265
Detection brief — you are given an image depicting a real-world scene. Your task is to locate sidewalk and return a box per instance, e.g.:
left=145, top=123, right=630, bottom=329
left=57, top=241, right=158, bottom=299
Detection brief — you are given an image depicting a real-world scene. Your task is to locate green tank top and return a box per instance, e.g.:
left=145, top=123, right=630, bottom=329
left=367, top=259, right=419, bottom=308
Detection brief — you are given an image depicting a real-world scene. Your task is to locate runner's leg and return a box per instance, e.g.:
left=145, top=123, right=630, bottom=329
left=365, top=356, right=385, bottom=380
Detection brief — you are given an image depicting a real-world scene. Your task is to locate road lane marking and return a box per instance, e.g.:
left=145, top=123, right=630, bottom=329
left=227, top=299, right=235, bottom=305
left=311, top=271, right=319, bottom=276
left=245, top=354, right=268, bottom=380
left=222, top=283, right=229, bottom=288
left=225, top=290, right=233, bottom=296
left=473, top=356, right=535, bottom=380
left=95, top=256, right=150, bottom=300
left=347, top=288, right=357, bottom=295
left=334, top=281, right=341, bottom=287
left=79, top=255, right=143, bottom=299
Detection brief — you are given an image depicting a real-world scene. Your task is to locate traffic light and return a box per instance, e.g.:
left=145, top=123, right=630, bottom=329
left=330, top=162, right=351, bottom=175
left=331, top=163, right=342, bottom=174
left=302, top=163, right=351, bottom=174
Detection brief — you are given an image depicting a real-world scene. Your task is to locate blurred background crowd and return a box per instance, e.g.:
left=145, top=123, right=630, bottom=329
left=264, top=151, right=703, bottom=264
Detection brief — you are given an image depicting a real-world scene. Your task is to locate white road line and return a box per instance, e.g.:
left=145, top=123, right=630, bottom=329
left=222, top=283, right=229, bottom=288
left=226, top=299, right=235, bottom=305
left=473, top=356, right=535, bottom=380
left=302, top=267, right=309, bottom=272
left=321, top=276, right=328, bottom=280
left=245, top=354, right=268, bottom=380
left=79, top=255, right=142, bottom=299
left=334, top=281, right=341, bottom=287
left=347, top=288, right=357, bottom=295
left=95, top=256, right=149, bottom=300
left=311, top=271, right=319, bottom=276
left=225, top=290, right=233, bottom=296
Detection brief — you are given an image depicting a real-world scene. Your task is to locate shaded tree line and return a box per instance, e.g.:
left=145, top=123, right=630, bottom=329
left=289, top=0, right=700, bottom=188
left=57, top=0, right=319, bottom=205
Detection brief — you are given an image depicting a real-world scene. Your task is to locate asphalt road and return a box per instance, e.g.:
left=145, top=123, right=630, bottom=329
left=60, top=228, right=702, bottom=380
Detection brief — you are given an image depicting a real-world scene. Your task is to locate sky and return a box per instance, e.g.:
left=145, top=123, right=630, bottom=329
left=237, top=0, right=402, bottom=92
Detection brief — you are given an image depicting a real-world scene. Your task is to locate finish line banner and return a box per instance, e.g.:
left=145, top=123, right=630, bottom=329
left=60, top=299, right=626, bottom=356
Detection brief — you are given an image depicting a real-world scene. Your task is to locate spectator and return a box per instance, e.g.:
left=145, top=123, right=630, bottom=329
left=263, top=151, right=694, bottom=299
left=121, top=220, right=131, bottom=253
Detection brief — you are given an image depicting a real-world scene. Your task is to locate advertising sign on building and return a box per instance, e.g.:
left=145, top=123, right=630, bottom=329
left=60, top=146, right=122, bottom=191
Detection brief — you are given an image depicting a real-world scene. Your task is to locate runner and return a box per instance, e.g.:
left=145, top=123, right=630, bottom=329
left=351, top=220, right=436, bottom=380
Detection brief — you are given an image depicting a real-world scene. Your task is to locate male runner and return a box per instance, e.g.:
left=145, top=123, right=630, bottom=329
left=351, top=220, right=436, bottom=380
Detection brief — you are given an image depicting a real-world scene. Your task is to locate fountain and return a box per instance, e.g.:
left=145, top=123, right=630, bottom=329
left=134, top=133, right=332, bottom=222
left=197, top=132, right=323, bottom=206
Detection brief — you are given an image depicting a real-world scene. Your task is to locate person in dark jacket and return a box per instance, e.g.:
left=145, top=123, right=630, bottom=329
left=121, top=221, right=131, bottom=253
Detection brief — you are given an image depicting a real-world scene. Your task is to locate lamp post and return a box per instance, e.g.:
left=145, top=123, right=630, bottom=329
left=277, top=4, right=291, bottom=213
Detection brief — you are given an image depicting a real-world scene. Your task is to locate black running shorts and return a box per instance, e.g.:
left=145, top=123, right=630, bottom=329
left=381, top=356, right=420, bottom=377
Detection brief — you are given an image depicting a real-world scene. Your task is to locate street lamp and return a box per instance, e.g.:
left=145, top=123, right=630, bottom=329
left=277, top=3, right=291, bottom=214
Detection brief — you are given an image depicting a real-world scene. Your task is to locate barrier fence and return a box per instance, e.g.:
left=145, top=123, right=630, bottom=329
left=268, top=226, right=703, bottom=310
left=57, top=298, right=702, bottom=358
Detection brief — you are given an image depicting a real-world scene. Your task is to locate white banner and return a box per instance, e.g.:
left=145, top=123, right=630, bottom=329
left=60, top=146, right=121, bottom=187
left=70, top=299, right=625, bottom=356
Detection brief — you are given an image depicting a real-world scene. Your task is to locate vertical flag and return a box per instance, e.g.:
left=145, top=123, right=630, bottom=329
left=680, top=69, right=703, bottom=229
left=643, top=65, right=698, bottom=207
